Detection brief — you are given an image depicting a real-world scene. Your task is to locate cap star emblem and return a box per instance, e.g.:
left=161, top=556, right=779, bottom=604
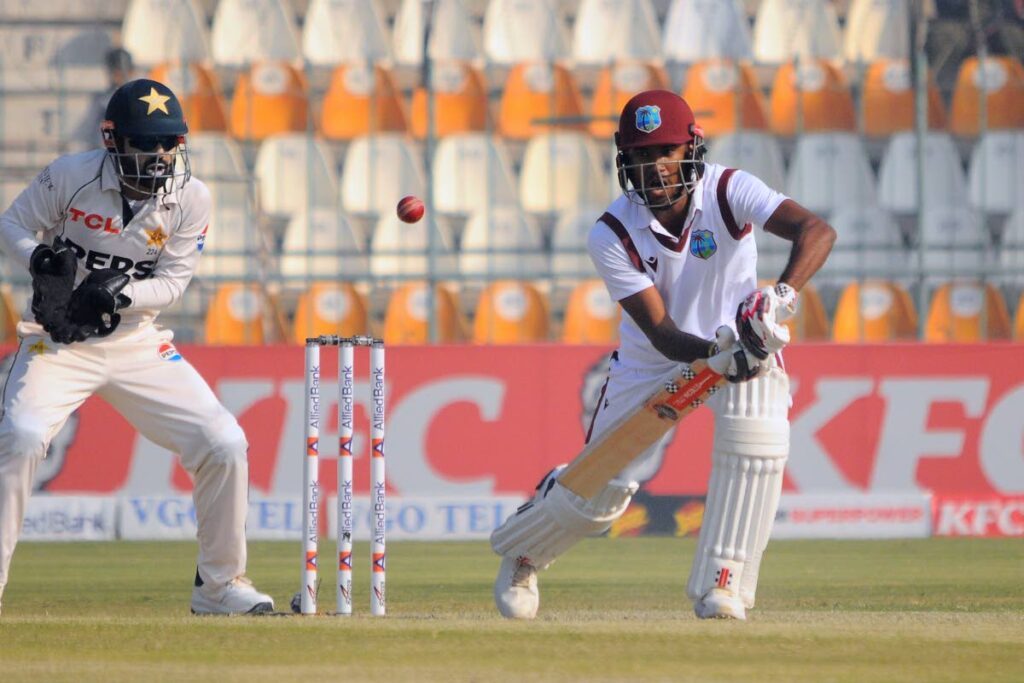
left=138, top=87, right=171, bottom=116
left=145, top=227, right=168, bottom=248
left=28, top=339, right=48, bottom=354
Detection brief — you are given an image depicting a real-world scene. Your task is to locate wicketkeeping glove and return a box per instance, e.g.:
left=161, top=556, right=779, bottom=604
left=66, top=268, right=133, bottom=339
left=29, top=236, right=87, bottom=343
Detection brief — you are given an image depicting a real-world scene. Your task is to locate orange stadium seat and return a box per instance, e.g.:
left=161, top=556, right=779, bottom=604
left=150, top=62, right=229, bottom=132
left=681, top=60, right=769, bottom=137
left=1016, top=293, right=1024, bottom=340
left=383, top=282, right=466, bottom=344
left=230, top=62, right=310, bottom=141
left=831, top=281, right=918, bottom=342
left=497, top=62, right=586, bottom=140
left=321, top=64, right=408, bottom=141
left=924, top=282, right=1011, bottom=342
left=589, top=62, right=669, bottom=138
left=861, top=59, right=946, bottom=138
left=562, top=280, right=620, bottom=344
left=949, top=56, right=1024, bottom=137
left=769, top=59, right=856, bottom=136
left=0, top=286, right=19, bottom=343
left=292, top=283, right=370, bottom=344
left=472, top=280, right=550, bottom=344
left=204, top=283, right=268, bottom=345
left=410, top=61, right=488, bottom=138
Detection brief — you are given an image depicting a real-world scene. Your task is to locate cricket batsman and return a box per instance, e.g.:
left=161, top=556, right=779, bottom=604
left=491, top=90, right=836, bottom=620
left=0, top=79, right=274, bottom=615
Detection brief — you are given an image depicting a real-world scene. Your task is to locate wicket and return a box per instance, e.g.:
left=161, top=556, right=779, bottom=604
left=302, top=335, right=386, bottom=617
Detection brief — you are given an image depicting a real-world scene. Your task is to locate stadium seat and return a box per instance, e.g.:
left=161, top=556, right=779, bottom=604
left=817, top=205, right=907, bottom=285
left=778, top=282, right=829, bottom=341
left=769, top=59, right=856, bottom=136
left=370, top=213, right=457, bottom=280
left=211, top=0, right=300, bottom=67
left=571, top=0, right=661, bottom=66
left=194, top=206, right=265, bottom=280
left=753, top=0, right=842, bottom=65
left=383, top=282, right=466, bottom=344
left=472, top=280, right=550, bottom=344
left=459, top=206, right=547, bottom=279
left=482, top=0, right=568, bottom=65
left=392, top=0, right=480, bottom=67
left=968, top=131, right=1024, bottom=217
left=589, top=62, right=669, bottom=138
left=924, top=281, right=1011, bottom=342
left=519, top=132, right=610, bottom=215
left=754, top=225, right=791, bottom=280
left=292, top=282, right=370, bottom=343
left=497, top=62, right=586, bottom=140
left=1, top=0, right=125, bottom=21
left=410, top=62, right=488, bottom=138
left=878, top=132, right=967, bottom=216
left=550, top=204, right=606, bottom=279
left=280, top=208, right=369, bottom=282
left=831, top=280, right=918, bottom=342
left=949, top=56, right=1024, bottom=137
left=562, top=279, right=620, bottom=344
left=230, top=62, right=311, bottom=141
left=0, top=285, right=19, bottom=343
left=661, top=0, right=752, bottom=64
left=150, top=63, right=229, bottom=133
left=431, top=133, right=518, bottom=216
left=682, top=60, right=769, bottom=137
left=253, top=133, right=338, bottom=218
left=124, top=0, right=210, bottom=67
left=999, top=210, right=1024, bottom=287
left=321, top=65, right=408, bottom=140
left=786, top=133, right=877, bottom=215
left=842, top=0, right=909, bottom=64
left=340, top=134, right=426, bottom=217
left=706, top=131, right=786, bottom=191
left=861, top=59, right=947, bottom=138
left=204, top=283, right=268, bottom=345
left=919, top=206, right=991, bottom=278
left=302, top=0, right=393, bottom=66
left=1016, top=293, right=1024, bottom=340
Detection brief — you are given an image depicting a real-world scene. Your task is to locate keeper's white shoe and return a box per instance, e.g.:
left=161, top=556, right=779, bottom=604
left=191, top=574, right=275, bottom=615
left=494, top=556, right=539, bottom=619
left=694, top=588, right=747, bottom=621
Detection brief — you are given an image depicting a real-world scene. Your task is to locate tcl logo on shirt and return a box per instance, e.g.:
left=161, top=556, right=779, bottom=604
left=68, top=207, right=121, bottom=234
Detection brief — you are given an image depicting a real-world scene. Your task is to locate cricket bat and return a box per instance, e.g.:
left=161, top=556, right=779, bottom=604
left=557, top=359, right=726, bottom=499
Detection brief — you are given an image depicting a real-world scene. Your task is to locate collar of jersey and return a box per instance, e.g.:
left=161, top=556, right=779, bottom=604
left=101, top=153, right=179, bottom=205
left=644, top=174, right=703, bottom=248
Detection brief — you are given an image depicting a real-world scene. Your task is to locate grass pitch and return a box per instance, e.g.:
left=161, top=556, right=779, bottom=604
left=0, top=538, right=1021, bottom=682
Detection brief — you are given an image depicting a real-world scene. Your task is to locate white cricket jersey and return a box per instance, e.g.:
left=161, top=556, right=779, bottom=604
left=0, top=149, right=211, bottom=335
left=588, top=162, right=787, bottom=373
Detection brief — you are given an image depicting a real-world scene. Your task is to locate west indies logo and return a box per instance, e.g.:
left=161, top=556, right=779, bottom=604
left=690, top=229, right=717, bottom=259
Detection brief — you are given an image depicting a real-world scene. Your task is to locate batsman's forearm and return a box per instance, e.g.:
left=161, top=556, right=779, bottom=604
left=649, top=318, right=716, bottom=363
left=778, top=220, right=836, bottom=291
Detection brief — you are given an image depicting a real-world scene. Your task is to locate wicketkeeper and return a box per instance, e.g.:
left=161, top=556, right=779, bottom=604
left=490, top=90, right=836, bottom=620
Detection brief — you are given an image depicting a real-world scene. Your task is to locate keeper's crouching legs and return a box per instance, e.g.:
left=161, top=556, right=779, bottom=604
left=490, top=466, right=637, bottom=619
left=687, top=363, right=790, bottom=620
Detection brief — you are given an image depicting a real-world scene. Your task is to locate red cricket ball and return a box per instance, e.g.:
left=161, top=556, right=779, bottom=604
left=396, top=195, right=425, bottom=223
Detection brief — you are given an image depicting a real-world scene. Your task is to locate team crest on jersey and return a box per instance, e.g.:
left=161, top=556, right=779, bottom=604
left=635, top=105, right=661, bottom=133
left=690, top=229, right=717, bottom=259
left=158, top=342, right=182, bottom=361
left=197, top=225, right=208, bottom=252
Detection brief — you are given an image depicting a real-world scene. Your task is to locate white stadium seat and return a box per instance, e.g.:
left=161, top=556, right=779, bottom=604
left=460, top=206, right=547, bottom=278
left=393, top=0, right=480, bottom=67
left=123, top=0, right=210, bottom=67
left=302, top=0, right=393, bottom=67
left=817, top=205, right=907, bottom=283
left=878, top=132, right=966, bottom=214
left=550, top=204, right=605, bottom=278
left=753, top=0, right=842, bottom=65
left=999, top=210, right=1024, bottom=285
left=519, top=132, right=610, bottom=214
left=707, top=131, right=786, bottom=192
left=432, top=133, right=519, bottom=215
left=843, top=0, right=910, bottom=64
left=341, top=133, right=426, bottom=217
left=482, top=0, right=568, bottom=65
left=370, top=213, right=457, bottom=279
left=662, top=0, right=752, bottom=64
left=194, top=206, right=264, bottom=280
left=571, top=0, right=661, bottom=66
left=0, top=0, right=127, bottom=21
left=211, top=0, right=300, bottom=68
left=280, top=208, right=369, bottom=281
left=920, top=206, right=991, bottom=277
left=786, top=133, right=877, bottom=215
left=253, top=133, right=338, bottom=218
left=968, top=131, right=1024, bottom=217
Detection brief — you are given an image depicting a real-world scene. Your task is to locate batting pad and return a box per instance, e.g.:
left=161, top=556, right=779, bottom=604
left=687, top=367, right=790, bottom=608
left=491, top=470, right=637, bottom=570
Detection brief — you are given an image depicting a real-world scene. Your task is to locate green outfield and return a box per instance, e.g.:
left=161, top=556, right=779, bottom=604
left=0, top=538, right=1021, bottom=682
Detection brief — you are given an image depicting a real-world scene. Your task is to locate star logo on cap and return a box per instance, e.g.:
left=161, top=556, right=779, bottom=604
left=145, top=227, right=167, bottom=247
left=138, top=87, right=171, bottom=116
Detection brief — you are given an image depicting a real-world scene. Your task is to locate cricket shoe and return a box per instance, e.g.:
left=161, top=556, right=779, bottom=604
left=693, top=588, right=747, bottom=621
left=494, top=555, right=539, bottom=619
left=191, top=572, right=275, bottom=615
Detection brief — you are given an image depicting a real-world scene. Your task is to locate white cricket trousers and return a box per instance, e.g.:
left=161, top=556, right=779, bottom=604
left=0, top=323, right=249, bottom=607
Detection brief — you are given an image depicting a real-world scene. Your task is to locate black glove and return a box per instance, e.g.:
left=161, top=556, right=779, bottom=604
left=66, top=268, right=133, bottom=339
left=29, top=236, right=84, bottom=342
